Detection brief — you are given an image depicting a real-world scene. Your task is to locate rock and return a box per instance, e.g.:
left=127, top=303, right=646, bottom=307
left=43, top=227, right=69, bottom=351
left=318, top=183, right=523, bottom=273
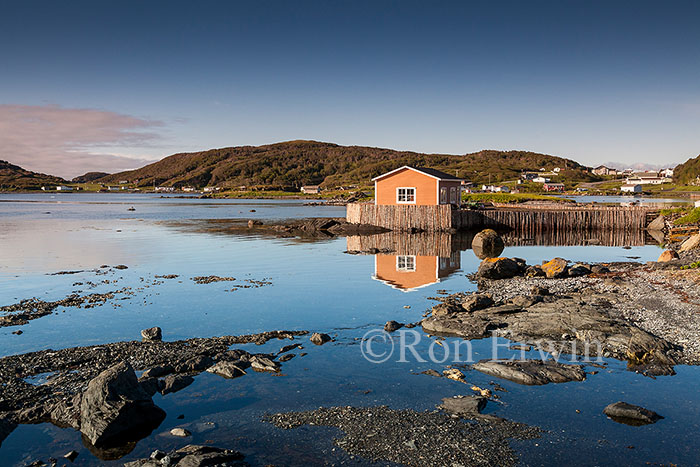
left=530, top=286, right=550, bottom=296
left=279, top=353, right=296, bottom=362
left=79, top=361, right=166, bottom=447
left=140, top=327, right=162, bottom=342
left=647, top=215, right=666, bottom=231
left=250, top=356, right=281, bottom=372
left=63, top=450, right=79, bottom=461
left=248, top=219, right=263, bottom=227
left=460, top=293, right=494, bottom=312
left=138, top=377, right=161, bottom=396
left=568, top=263, right=591, bottom=277
left=206, top=361, right=247, bottom=379
left=509, top=295, right=542, bottom=308
left=657, top=250, right=679, bottom=262
left=141, top=364, right=174, bottom=379
left=471, top=229, right=505, bottom=259
left=175, top=355, right=214, bottom=373
left=420, top=369, right=442, bottom=378
left=442, top=368, right=466, bottom=382
left=590, top=265, right=610, bottom=274
left=160, top=374, right=194, bottom=395
left=679, top=234, right=700, bottom=252
left=170, top=427, right=191, bottom=437
left=603, top=401, right=663, bottom=425
left=524, top=265, right=545, bottom=278
left=384, top=320, right=404, bottom=332
left=113, top=265, right=128, bottom=270
left=477, top=257, right=526, bottom=280
left=310, top=332, right=332, bottom=345
left=124, top=445, right=245, bottom=467
left=439, top=395, right=487, bottom=416
left=471, top=359, right=586, bottom=385
left=541, top=258, right=568, bottom=278
left=0, top=415, right=17, bottom=447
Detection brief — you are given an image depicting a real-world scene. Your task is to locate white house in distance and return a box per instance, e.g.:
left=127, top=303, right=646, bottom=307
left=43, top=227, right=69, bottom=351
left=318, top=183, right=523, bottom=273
left=592, top=165, right=617, bottom=176
left=625, top=175, right=666, bottom=185
left=695, top=199, right=700, bottom=208
left=55, top=185, right=73, bottom=191
left=533, top=176, right=551, bottom=183
left=621, top=184, right=642, bottom=193
left=301, top=185, right=320, bottom=194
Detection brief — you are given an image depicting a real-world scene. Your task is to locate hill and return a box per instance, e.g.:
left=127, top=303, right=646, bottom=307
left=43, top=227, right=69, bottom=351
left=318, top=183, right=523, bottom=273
left=100, top=140, right=597, bottom=189
left=0, top=160, right=66, bottom=190
left=674, top=154, right=700, bottom=185
left=72, top=171, right=110, bottom=183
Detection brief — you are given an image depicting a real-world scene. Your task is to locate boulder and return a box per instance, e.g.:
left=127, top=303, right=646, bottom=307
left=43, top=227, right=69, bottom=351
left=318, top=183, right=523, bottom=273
left=175, top=355, right=213, bottom=373
left=477, top=257, right=526, bottom=280
left=141, top=365, right=173, bottom=379
left=657, top=250, right=679, bottom=262
left=461, top=293, right=494, bottom=312
left=79, top=361, right=166, bottom=447
left=568, top=263, right=591, bottom=277
left=140, top=327, right=162, bottom=342
left=524, top=265, right=545, bottom=278
left=206, top=361, right=247, bottom=379
left=384, top=320, right=404, bottom=332
left=471, top=359, right=586, bottom=385
left=248, top=219, right=263, bottom=227
left=0, top=415, right=17, bottom=448
left=471, top=229, right=504, bottom=259
left=541, top=258, right=568, bottom=278
left=647, top=215, right=666, bottom=231
left=170, top=427, right=191, bottom=437
left=124, top=445, right=245, bottom=467
left=590, top=265, right=611, bottom=275
left=439, top=395, right=487, bottom=417
left=310, top=332, right=332, bottom=345
left=603, top=401, right=663, bottom=425
left=679, top=234, right=700, bottom=253
left=160, top=375, right=194, bottom=395
left=250, top=356, right=281, bottom=372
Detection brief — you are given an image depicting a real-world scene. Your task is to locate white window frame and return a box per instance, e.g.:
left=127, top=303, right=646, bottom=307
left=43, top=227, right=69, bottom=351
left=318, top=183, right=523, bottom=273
left=396, top=255, right=416, bottom=272
left=396, top=187, right=416, bottom=204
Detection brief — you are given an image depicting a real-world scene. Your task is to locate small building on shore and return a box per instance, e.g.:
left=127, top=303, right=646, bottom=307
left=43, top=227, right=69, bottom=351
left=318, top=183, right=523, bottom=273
left=543, top=182, right=565, bottom=192
left=301, top=185, right=320, bottom=194
left=695, top=200, right=700, bottom=208
left=592, top=165, right=616, bottom=176
left=372, top=166, right=463, bottom=206
left=55, top=185, right=73, bottom=191
left=621, top=184, right=643, bottom=193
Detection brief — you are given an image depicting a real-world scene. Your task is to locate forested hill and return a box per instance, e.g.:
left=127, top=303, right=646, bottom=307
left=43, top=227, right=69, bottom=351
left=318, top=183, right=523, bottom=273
left=674, top=154, right=700, bottom=185
left=98, top=140, right=596, bottom=188
left=0, top=160, right=66, bottom=189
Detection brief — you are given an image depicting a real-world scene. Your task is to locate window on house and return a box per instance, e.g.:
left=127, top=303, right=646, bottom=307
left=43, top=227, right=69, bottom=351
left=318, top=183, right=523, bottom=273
left=397, top=187, right=416, bottom=203
left=440, top=187, right=447, bottom=204
left=450, top=187, right=457, bottom=203
left=396, top=255, right=416, bottom=272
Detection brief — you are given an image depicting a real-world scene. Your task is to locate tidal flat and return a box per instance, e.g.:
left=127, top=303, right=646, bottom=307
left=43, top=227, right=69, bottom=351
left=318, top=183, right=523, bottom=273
left=1, top=194, right=699, bottom=466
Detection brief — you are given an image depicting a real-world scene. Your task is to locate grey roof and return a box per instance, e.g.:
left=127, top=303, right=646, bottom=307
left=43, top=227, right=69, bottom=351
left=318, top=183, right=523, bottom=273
left=410, top=167, right=461, bottom=180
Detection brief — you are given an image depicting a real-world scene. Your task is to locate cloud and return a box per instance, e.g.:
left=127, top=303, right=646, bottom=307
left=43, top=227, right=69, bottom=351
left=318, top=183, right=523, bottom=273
left=0, top=104, right=164, bottom=178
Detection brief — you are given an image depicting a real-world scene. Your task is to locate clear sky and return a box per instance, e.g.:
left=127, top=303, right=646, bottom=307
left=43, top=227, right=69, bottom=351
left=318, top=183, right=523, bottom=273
left=1, top=0, right=699, bottom=177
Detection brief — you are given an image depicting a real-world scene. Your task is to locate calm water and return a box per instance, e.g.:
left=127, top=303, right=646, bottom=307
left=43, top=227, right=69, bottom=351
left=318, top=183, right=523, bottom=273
left=1, top=194, right=697, bottom=466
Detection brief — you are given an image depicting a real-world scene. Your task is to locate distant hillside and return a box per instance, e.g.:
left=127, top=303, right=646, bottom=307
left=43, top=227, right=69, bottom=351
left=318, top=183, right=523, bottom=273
left=72, top=171, right=110, bottom=183
left=100, top=140, right=596, bottom=188
left=0, top=160, right=66, bottom=190
left=674, top=154, right=700, bottom=185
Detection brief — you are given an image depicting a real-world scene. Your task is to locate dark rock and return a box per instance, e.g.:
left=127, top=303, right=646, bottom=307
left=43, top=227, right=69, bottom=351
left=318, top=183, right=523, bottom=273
left=524, top=265, right=545, bottom=278
left=141, top=365, right=174, bottom=379
left=568, top=263, right=591, bottom=277
left=420, top=369, right=442, bottom=378
left=175, top=355, right=213, bottom=373
left=471, top=229, right=505, bottom=259
left=279, top=353, right=296, bottom=362
left=248, top=219, right=263, bottom=227
left=590, top=265, right=610, bottom=274
left=530, top=286, right=550, bottom=296
left=477, top=257, right=526, bottom=280
left=0, top=415, right=17, bottom=447
left=160, top=374, right=194, bottom=395
left=509, top=295, right=542, bottom=308
left=603, top=402, right=663, bottom=425
left=439, top=395, right=488, bottom=416
left=384, top=320, right=404, bottom=332
left=138, top=377, right=161, bottom=397
left=206, top=361, right=247, bottom=379
left=64, top=450, right=79, bottom=461
left=113, top=265, right=128, bottom=270
left=461, top=293, right=494, bottom=312
left=140, top=327, right=162, bottom=342
left=79, top=361, right=166, bottom=447
left=471, top=359, right=586, bottom=385
left=310, top=332, right=332, bottom=345
left=124, top=445, right=246, bottom=467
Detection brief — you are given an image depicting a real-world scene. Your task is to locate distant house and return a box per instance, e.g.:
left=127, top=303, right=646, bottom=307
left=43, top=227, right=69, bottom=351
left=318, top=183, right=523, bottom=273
left=533, top=176, right=551, bottom=183
left=182, top=186, right=196, bottom=192
left=301, top=185, right=321, bottom=194
left=482, top=185, right=510, bottom=193
left=543, top=182, right=565, bottom=192
left=625, top=176, right=665, bottom=185
left=621, top=184, right=642, bottom=193
left=119, top=180, right=129, bottom=184
left=521, top=172, right=538, bottom=181
left=553, top=167, right=561, bottom=173
left=55, top=185, right=73, bottom=191
left=372, top=166, right=463, bottom=206
left=155, top=186, right=175, bottom=192
left=660, top=168, right=674, bottom=178
left=203, top=187, right=221, bottom=193
left=107, top=186, right=121, bottom=191
left=592, top=165, right=616, bottom=176
left=695, top=200, right=700, bottom=208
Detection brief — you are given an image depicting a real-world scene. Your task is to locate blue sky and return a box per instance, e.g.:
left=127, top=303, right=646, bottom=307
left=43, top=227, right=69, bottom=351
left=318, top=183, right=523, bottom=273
left=1, top=0, right=699, bottom=177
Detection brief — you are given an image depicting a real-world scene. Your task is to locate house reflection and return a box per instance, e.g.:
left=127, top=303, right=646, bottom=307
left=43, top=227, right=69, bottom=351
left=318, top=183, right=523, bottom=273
left=346, top=232, right=462, bottom=292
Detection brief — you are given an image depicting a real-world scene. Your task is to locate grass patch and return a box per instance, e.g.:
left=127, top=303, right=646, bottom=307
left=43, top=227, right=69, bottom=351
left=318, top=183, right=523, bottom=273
left=462, top=193, right=573, bottom=204
left=674, top=207, right=700, bottom=225
left=681, top=261, right=700, bottom=270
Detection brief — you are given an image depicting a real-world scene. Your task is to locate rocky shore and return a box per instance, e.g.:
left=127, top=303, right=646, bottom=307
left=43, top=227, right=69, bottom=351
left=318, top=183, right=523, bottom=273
left=422, top=247, right=700, bottom=377
left=0, top=329, right=307, bottom=459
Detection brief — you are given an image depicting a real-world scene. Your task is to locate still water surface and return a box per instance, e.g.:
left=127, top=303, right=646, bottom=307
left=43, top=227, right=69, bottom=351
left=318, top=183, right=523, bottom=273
left=0, top=194, right=697, bottom=466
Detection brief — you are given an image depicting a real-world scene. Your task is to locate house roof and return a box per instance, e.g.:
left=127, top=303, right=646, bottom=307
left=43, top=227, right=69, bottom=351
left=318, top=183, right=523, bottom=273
left=371, top=166, right=462, bottom=182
